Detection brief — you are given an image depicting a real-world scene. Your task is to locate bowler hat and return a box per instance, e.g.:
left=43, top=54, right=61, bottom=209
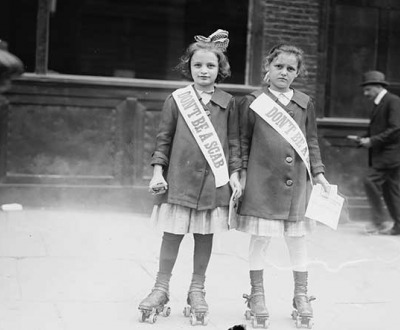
left=0, top=39, right=24, bottom=78
left=360, top=70, right=389, bottom=87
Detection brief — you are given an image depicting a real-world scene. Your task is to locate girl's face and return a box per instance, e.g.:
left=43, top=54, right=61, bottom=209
left=190, top=50, right=219, bottom=91
left=266, top=53, right=299, bottom=92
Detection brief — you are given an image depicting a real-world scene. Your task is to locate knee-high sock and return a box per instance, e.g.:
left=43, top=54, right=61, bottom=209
left=158, top=232, right=184, bottom=275
left=284, top=235, right=308, bottom=272
left=193, top=233, right=213, bottom=276
left=249, top=235, right=272, bottom=270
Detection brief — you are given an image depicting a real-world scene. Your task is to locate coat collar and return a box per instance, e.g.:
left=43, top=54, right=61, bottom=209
left=258, top=88, right=310, bottom=110
left=291, top=89, right=310, bottom=109
left=192, top=85, right=232, bottom=109
left=371, top=92, right=389, bottom=120
left=210, top=87, right=232, bottom=109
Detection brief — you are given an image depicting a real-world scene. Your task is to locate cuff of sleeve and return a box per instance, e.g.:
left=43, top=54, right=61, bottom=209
left=151, top=151, right=169, bottom=167
left=311, top=165, right=325, bottom=177
left=369, top=136, right=378, bottom=147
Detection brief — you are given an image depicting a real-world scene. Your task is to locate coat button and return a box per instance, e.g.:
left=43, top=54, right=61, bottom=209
left=204, top=169, right=209, bottom=175
left=288, top=111, right=294, bottom=117
left=286, top=156, right=293, bottom=163
left=286, top=179, right=293, bottom=186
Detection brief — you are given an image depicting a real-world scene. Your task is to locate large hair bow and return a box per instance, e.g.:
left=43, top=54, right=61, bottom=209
left=194, top=29, right=229, bottom=52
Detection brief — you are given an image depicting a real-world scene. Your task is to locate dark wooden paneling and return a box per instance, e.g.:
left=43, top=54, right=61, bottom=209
left=0, top=74, right=254, bottom=212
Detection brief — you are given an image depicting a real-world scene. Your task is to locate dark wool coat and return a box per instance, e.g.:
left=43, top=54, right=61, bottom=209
left=368, top=91, right=400, bottom=169
left=151, top=86, right=241, bottom=210
left=238, top=88, right=325, bottom=222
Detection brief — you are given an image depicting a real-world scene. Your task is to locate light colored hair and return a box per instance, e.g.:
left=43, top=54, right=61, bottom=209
left=263, top=44, right=307, bottom=77
left=175, top=41, right=231, bottom=83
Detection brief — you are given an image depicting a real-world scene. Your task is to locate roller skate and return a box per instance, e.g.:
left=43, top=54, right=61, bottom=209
left=291, top=294, right=316, bottom=328
left=183, top=289, right=209, bottom=326
left=183, top=274, right=209, bottom=326
left=138, top=272, right=171, bottom=324
left=243, top=292, right=270, bottom=328
left=138, top=289, right=170, bottom=324
left=243, top=270, right=269, bottom=328
left=291, top=271, right=315, bottom=329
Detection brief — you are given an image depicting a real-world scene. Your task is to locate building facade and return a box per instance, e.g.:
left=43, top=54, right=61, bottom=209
left=1, top=0, right=399, bottom=218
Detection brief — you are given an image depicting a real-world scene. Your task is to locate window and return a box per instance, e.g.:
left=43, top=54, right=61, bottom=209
left=327, top=0, right=400, bottom=118
left=47, top=0, right=248, bottom=83
left=0, top=0, right=37, bottom=73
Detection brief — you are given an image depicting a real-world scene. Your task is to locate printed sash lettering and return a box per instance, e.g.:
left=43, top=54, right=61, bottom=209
left=172, top=85, right=229, bottom=187
left=250, top=93, right=312, bottom=181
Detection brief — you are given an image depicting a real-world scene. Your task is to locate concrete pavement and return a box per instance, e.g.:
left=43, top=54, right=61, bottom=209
left=0, top=208, right=399, bottom=330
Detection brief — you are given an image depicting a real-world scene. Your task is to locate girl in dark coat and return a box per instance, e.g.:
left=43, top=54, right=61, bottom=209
left=236, top=44, right=329, bottom=328
left=138, top=30, right=241, bottom=325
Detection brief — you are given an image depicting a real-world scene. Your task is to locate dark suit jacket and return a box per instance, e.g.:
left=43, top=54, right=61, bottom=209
left=368, top=91, right=400, bottom=169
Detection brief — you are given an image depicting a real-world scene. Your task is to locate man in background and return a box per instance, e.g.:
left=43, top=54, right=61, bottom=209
left=358, top=70, right=400, bottom=235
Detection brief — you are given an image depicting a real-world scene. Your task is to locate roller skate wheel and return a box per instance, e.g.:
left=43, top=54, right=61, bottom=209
left=251, top=317, right=258, bottom=328
left=263, top=318, right=270, bottom=328
left=183, top=306, right=191, bottom=317
left=307, top=318, right=314, bottom=329
left=138, top=310, right=146, bottom=323
left=149, top=312, right=157, bottom=324
left=162, top=306, right=171, bottom=317
left=295, top=318, right=302, bottom=328
left=203, top=314, right=209, bottom=325
left=190, top=313, right=197, bottom=325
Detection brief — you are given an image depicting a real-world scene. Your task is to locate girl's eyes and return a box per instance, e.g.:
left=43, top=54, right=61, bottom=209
left=192, top=63, right=217, bottom=69
left=274, top=64, right=296, bottom=72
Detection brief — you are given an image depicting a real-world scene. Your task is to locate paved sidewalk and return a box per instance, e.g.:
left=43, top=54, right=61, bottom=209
left=0, top=209, right=399, bottom=330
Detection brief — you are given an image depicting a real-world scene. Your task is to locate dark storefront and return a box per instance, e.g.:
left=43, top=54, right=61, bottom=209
left=1, top=0, right=400, bottom=218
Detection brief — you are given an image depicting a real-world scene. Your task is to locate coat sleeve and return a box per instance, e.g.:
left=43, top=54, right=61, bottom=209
left=227, top=97, right=242, bottom=174
left=238, top=94, right=256, bottom=170
left=150, top=95, right=178, bottom=168
left=370, top=95, right=400, bottom=147
left=306, top=98, right=326, bottom=176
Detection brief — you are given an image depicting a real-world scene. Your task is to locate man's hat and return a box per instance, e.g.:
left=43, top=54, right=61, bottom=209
left=0, top=39, right=24, bottom=78
left=360, top=70, right=389, bottom=87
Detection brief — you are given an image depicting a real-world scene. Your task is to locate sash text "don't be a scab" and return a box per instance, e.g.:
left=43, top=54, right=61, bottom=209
left=178, top=91, right=225, bottom=168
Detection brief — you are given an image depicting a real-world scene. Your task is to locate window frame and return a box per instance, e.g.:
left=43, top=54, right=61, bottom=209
left=323, top=0, right=400, bottom=118
left=35, top=0, right=264, bottom=86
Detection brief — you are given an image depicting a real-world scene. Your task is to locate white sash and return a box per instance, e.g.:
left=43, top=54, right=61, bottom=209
left=172, top=85, right=229, bottom=187
left=250, top=92, right=312, bottom=181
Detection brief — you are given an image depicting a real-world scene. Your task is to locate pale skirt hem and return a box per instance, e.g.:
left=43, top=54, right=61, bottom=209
left=151, top=203, right=230, bottom=235
left=232, top=214, right=316, bottom=237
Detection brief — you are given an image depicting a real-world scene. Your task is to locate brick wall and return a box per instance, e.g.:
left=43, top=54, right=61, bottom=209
left=263, top=0, right=321, bottom=98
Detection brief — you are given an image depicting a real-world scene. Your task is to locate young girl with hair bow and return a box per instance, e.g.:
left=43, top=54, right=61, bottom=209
left=138, top=29, right=241, bottom=326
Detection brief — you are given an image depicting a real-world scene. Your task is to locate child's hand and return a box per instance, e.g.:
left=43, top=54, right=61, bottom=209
left=229, top=172, right=242, bottom=200
left=239, top=169, right=247, bottom=191
left=149, top=175, right=168, bottom=195
left=313, top=173, right=330, bottom=193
